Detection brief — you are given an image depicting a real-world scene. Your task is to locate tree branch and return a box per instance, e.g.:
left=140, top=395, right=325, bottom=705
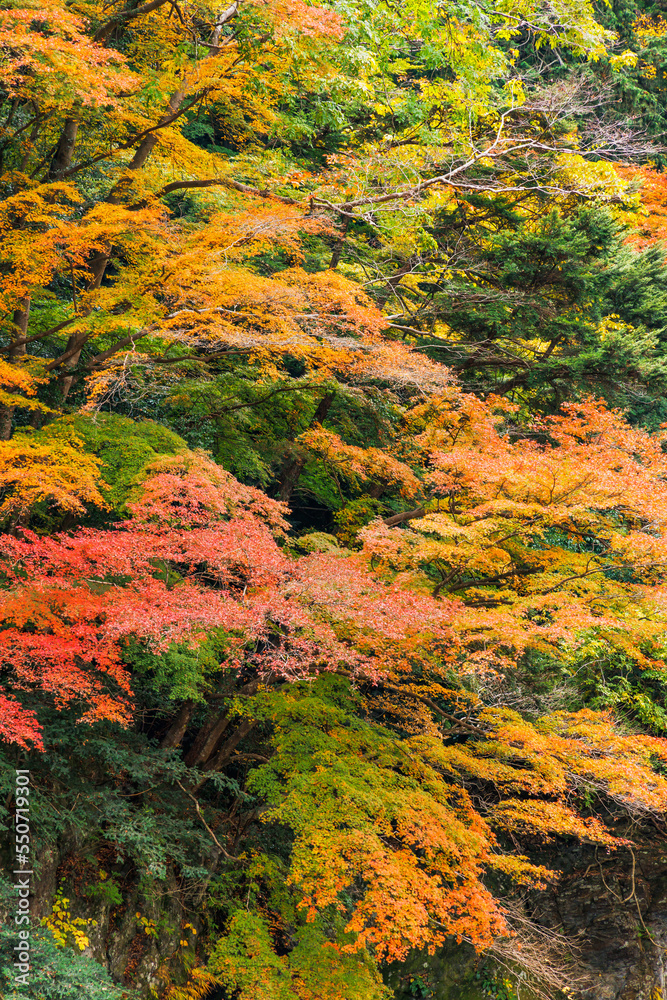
left=61, top=93, right=207, bottom=179
left=383, top=506, right=426, bottom=526
left=94, top=0, right=173, bottom=42
left=0, top=317, right=77, bottom=353
left=143, top=176, right=300, bottom=207
left=176, top=780, right=243, bottom=860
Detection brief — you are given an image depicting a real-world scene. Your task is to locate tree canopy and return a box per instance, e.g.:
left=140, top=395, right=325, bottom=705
left=5, top=0, right=667, bottom=998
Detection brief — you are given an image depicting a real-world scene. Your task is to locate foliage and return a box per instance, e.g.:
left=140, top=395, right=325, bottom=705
left=29, top=413, right=191, bottom=518
left=0, top=447, right=292, bottom=747
left=359, top=394, right=667, bottom=674
left=0, top=423, right=107, bottom=528
left=0, top=923, right=129, bottom=1000
left=41, top=888, right=97, bottom=950
left=6, top=0, right=667, bottom=997
left=210, top=909, right=390, bottom=1000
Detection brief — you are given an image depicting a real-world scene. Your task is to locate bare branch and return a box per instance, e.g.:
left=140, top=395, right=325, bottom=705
left=176, top=780, right=243, bottom=860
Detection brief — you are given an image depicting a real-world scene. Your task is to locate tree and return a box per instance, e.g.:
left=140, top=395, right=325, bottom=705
left=0, top=448, right=290, bottom=748
left=357, top=393, right=667, bottom=672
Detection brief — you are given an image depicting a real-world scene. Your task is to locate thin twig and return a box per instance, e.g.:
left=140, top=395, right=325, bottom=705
left=176, top=780, right=243, bottom=861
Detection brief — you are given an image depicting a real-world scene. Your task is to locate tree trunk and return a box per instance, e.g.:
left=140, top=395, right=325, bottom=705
left=0, top=298, right=30, bottom=440
left=184, top=712, right=232, bottom=768
left=48, top=118, right=79, bottom=179
left=203, top=718, right=256, bottom=772
left=105, top=87, right=188, bottom=206
left=329, top=217, right=349, bottom=269
left=18, top=109, right=42, bottom=173
left=191, top=719, right=256, bottom=791
left=160, top=700, right=196, bottom=749
left=57, top=330, right=90, bottom=405
left=278, top=392, right=335, bottom=502
left=83, top=85, right=190, bottom=300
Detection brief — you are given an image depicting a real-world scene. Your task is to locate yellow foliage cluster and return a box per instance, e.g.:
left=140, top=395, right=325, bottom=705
left=41, top=889, right=97, bottom=951
left=0, top=428, right=106, bottom=524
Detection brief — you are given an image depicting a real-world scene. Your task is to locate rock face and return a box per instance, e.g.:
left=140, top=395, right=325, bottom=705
left=30, top=837, right=204, bottom=993
left=529, top=841, right=667, bottom=1000
left=384, top=941, right=484, bottom=1000
left=385, top=838, right=667, bottom=1000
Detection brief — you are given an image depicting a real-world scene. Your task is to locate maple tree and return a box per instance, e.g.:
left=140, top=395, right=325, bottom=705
left=0, top=445, right=289, bottom=748
left=355, top=393, right=667, bottom=673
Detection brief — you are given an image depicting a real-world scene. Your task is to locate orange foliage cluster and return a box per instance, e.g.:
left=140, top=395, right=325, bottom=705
left=67, top=202, right=455, bottom=409
left=0, top=183, right=161, bottom=314
left=0, top=0, right=137, bottom=107
left=615, top=165, right=667, bottom=249
left=299, top=427, right=421, bottom=499
left=356, top=394, right=667, bottom=673
left=0, top=452, right=286, bottom=748
left=269, top=0, right=345, bottom=39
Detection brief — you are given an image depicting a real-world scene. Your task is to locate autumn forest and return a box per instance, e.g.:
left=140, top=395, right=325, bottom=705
left=7, top=0, right=667, bottom=997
